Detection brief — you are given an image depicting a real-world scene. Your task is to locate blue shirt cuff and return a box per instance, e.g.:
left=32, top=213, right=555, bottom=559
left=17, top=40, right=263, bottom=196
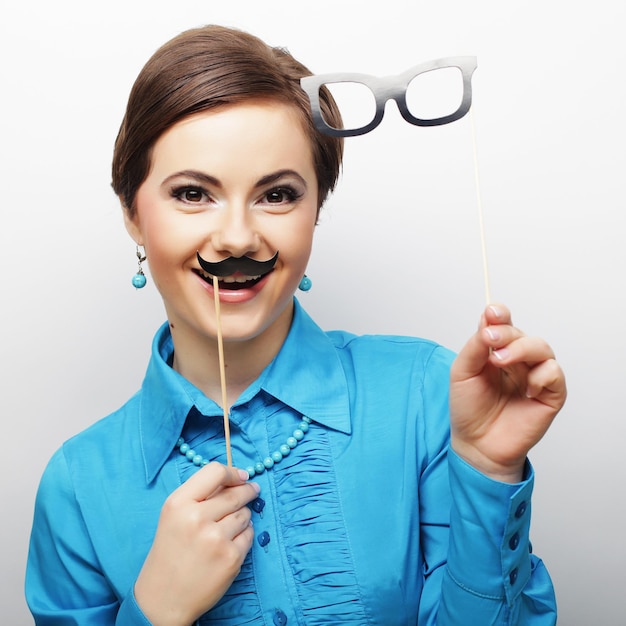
left=447, top=449, right=534, bottom=606
left=116, top=587, right=153, bottom=625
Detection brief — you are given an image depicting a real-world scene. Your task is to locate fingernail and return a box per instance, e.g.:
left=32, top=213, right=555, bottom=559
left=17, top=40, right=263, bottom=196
left=251, top=481, right=261, bottom=494
left=489, top=305, right=502, bottom=318
left=485, top=327, right=500, bottom=341
left=493, top=348, right=509, bottom=361
left=238, top=469, right=250, bottom=481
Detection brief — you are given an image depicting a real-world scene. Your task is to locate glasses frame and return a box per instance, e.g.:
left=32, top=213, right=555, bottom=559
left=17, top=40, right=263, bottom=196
left=300, top=56, right=477, bottom=137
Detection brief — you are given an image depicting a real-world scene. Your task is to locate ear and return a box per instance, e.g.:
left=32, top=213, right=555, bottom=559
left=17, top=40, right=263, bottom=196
left=123, top=205, right=144, bottom=246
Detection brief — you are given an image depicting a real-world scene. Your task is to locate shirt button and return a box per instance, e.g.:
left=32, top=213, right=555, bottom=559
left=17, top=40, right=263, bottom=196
left=257, top=530, right=271, bottom=551
left=514, top=501, right=527, bottom=518
left=251, top=497, right=266, bottom=515
left=273, top=608, right=288, bottom=625
left=509, top=568, right=519, bottom=586
left=509, top=532, right=520, bottom=551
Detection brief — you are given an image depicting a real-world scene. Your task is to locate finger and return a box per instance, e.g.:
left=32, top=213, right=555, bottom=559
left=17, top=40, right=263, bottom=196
left=526, top=358, right=567, bottom=403
left=487, top=335, right=555, bottom=368
left=201, top=482, right=260, bottom=522
left=175, top=462, right=250, bottom=503
left=482, top=323, right=525, bottom=352
left=453, top=304, right=517, bottom=381
left=232, top=522, right=254, bottom=561
left=484, top=303, right=513, bottom=327
left=216, top=506, right=253, bottom=541
left=231, top=520, right=255, bottom=556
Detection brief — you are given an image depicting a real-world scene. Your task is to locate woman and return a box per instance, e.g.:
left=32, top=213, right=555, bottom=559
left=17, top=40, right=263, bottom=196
left=25, top=25, right=566, bottom=625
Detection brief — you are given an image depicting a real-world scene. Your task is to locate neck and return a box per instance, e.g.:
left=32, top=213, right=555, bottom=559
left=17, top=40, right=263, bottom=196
left=169, top=304, right=294, bottom=407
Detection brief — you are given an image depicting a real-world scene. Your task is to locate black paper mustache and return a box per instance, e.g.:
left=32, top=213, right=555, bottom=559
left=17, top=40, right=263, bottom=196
left=196, top=251, right=279, bottom=278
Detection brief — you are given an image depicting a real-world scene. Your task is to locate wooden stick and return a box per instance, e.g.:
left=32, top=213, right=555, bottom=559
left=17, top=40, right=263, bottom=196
left=469, top=107, right=492, bottom=306
left=212, top=275, right=233, bottom=467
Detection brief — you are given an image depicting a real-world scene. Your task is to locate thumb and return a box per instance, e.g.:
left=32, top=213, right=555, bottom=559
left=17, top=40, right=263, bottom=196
left=450, top=311, right=491, bottom=382
left=178, top=462, right=250, bottom=502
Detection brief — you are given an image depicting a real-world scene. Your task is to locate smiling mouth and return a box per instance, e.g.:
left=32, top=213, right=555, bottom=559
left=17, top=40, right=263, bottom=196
left=196, top=251, right=279, bottom=277
left=193, top=267, right=270, bottom=290
left=194, top=251, right=278, bottom=290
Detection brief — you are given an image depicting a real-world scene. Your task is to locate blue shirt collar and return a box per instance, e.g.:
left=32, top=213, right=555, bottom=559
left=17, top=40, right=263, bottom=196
left=139, top=299, right=351, bottom=483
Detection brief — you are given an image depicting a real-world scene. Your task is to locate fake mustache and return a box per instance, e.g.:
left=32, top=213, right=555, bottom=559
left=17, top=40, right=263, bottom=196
left=196, top=251, right=279, bottom=278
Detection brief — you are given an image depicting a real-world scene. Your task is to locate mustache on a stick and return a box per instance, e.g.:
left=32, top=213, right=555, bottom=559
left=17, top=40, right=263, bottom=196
left=196, top=251, right=279, bottom=277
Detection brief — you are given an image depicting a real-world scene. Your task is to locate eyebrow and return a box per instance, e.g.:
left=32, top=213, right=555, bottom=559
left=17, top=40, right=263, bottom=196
left=162, top=169, right=308, bottom=190
left=256, top=169, right=308, bottom=189
left=161, top=170, right=220, bottom=188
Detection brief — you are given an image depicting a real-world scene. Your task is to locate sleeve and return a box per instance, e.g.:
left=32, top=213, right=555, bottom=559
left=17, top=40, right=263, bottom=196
left=416, top=347, right=557, bottom=625
left=25, top=448, right=153, bottom=626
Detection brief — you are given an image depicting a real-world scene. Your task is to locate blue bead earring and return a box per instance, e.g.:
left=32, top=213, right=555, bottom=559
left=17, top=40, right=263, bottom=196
left=132, top=246, right=147, bottom=289
left=298, top=274, right=312, bottom=292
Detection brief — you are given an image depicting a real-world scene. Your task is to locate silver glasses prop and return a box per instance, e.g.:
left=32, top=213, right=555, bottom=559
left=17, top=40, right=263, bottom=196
left=300, top=56, right=477, bottom=137
left=300, top=55, right=491, bottom=304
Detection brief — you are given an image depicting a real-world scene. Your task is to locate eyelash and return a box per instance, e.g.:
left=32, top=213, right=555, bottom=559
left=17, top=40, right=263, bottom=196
left=169, top=184, right=304, bottom=206
left=170, top=185, right=210, bottom=204
left=263, top=186, right=303, bottom=204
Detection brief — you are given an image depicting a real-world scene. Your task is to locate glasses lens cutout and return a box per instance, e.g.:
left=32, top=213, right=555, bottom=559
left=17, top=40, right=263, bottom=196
left=405, top=66, right=465, bottom=121
left=322, top=81, right=377, bottom=131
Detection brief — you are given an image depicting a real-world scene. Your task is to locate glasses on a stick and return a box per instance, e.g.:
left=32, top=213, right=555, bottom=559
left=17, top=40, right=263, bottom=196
left=300, top=56, right=477, bottom=137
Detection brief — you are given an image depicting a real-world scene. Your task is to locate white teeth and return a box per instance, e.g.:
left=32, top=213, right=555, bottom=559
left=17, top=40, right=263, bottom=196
left=221, top=274, right=261, bottom=283
left=196, top=269, right=261, bottom=283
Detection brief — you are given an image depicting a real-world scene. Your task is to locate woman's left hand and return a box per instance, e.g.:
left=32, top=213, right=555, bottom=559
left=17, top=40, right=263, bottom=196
left=449, top=304, right=566, bottom=483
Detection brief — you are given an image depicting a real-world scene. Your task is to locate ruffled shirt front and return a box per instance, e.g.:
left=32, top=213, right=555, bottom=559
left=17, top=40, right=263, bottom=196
left=26, top=299, right=557, bottom=625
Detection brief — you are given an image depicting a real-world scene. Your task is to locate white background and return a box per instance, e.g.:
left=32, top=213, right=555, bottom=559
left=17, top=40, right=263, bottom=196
left=1, top=1, right=625, bottom=624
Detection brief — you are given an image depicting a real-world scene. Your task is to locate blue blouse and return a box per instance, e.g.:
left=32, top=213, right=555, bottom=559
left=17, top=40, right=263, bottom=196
left=26, top=299, right=556, bottom=625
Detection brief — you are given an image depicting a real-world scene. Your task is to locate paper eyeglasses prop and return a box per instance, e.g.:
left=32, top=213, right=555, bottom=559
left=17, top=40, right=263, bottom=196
left=300, top=54, right=491, bottom=305
left=300, top=56, right=477, bottom=137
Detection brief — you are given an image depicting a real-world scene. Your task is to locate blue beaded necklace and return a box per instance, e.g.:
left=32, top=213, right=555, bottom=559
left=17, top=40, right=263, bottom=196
left=176, top=415, right=312, bottom=479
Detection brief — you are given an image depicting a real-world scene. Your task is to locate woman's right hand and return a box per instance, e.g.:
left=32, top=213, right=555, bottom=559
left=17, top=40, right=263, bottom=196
left=134, top=462, right=259, bottom=626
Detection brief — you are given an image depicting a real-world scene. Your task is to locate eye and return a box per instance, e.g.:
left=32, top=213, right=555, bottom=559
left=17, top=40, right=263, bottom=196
left=171, top=185, right=210, bottom=204
left=264, top=186, right=301, bottom=204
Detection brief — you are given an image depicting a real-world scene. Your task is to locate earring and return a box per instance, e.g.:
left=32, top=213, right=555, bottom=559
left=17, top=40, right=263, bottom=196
left=132, top=246, right=147, bottom=289
left=298, top=275, right=312, bottom=292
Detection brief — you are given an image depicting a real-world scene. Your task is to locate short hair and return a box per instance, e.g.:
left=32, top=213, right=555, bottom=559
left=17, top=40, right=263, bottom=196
left=111, top=25, right=343, bottom=215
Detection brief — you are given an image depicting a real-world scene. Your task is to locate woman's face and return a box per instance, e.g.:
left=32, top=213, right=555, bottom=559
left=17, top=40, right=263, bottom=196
left=126, top=101, right=319, bottom=347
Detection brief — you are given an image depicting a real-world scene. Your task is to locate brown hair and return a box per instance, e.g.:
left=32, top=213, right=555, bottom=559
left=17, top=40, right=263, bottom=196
left=111, top=25, right=343, bottom=215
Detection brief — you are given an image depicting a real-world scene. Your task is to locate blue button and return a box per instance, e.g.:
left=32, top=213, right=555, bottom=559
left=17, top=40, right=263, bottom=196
left=509, top=568, right=519, bottom=585
left=273, top=608, right=288, bottom=625
left=257, top=531, right=271, bottom=548
left=514, top=501, right=527, bottom=518
left=509, top=532, right=520, bottom=550
left=251, top=498, right=266, bottom=514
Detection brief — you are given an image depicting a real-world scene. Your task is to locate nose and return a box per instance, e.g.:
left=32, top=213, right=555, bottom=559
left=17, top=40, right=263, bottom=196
left=210, top=204, right=262, bottom=258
